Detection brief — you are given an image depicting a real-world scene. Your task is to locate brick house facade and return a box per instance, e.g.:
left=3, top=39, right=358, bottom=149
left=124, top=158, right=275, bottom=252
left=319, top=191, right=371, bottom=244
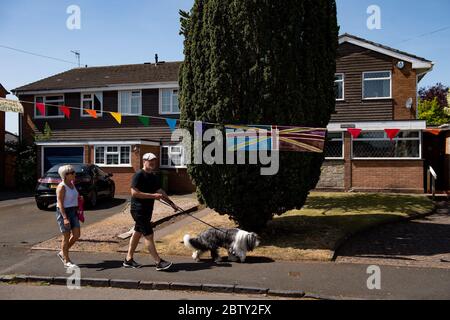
left=316, top=34, right=433, bottom=193
left=12, top=34, right=434, bottom=195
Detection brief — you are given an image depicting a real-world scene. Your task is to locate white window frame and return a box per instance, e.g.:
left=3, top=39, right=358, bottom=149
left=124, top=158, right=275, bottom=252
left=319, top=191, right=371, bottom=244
left=159, top=88, right=180, bottom=115
left=118, top=90, right=142, bottom=116
left=351, top=130, right=422, bottom=160
left=160, top=145, right=186, bottom=169
left=335, top=73, right=345, bottom=101
left=362, top=71, right=392, bottom=100
left=34, top=95, right=65, bottom=119
left=81, top=92, right=103, bottom=117
left=94, top=145, right=132, bottom=167
left=325, top=132, right=345, bottom=160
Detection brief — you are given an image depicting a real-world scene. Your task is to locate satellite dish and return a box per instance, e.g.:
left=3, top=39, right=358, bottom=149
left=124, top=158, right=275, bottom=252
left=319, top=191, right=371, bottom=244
left=397, top=61, right=405, bottom=69
left=406, top=97, right=413, bottom=109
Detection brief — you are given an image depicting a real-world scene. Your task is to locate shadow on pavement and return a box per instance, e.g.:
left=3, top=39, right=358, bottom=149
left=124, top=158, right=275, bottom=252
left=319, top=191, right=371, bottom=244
left=78, top=260, right=124, bottom=271
left=0, top=192, right=33, bottom=202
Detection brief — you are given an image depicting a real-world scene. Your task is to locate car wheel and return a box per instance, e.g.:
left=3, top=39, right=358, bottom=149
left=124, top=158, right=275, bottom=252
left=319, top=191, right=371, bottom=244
left=36, top=202, right=48, bottom=211
left=89, top=190, right=98, bottom=208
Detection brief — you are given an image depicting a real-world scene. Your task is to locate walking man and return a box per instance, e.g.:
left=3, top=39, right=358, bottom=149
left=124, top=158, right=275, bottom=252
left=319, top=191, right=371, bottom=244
left=123, top=153, right=178, bottom=271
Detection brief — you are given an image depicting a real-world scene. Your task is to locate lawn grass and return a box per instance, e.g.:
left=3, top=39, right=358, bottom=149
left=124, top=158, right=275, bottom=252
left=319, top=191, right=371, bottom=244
left=155, top=192, right=435, bottom=262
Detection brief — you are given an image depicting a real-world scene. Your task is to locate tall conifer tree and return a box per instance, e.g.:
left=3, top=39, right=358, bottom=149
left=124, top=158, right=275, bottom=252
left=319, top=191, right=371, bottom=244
left=180, top=0, right=339, bottom=231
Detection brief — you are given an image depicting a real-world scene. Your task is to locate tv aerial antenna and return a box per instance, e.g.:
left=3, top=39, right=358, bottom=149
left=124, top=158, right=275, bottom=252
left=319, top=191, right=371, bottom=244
left=71, top=50, right=81, bottom=67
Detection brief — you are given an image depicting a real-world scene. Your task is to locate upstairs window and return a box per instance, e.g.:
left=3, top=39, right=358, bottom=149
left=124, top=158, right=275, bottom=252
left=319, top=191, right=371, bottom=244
left=35, top=95, right=64, bottom=118
left=119, top=90, right=142, bottom=115
left=160, top=88, right=180, bottom=114
left=81, top=92, right=103, bottom=117
left=335, top=74, right=344, bottom=101
left=363, top=71, right=391, bottom=99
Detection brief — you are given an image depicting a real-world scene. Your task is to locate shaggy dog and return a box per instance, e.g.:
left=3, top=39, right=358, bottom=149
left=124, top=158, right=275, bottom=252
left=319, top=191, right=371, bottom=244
left=183, top=228, right=260, bottom=263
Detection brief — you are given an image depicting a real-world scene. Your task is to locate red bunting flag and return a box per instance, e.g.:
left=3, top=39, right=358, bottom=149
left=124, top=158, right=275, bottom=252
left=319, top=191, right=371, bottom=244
left=36, top=103, right=46, bottom=116
left=84, top=109, right=98, bottom=119
left=60, top=106, right=71, bottom=119
left=385, top=129, right=400, bottom=141
left=347, top=128, right=362, bottom=139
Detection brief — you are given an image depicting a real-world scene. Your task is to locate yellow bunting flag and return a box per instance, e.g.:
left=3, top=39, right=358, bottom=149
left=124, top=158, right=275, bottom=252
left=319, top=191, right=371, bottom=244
left=85, top=109, right=98, bottom=119
left=110, top=112, right=122, bottom=124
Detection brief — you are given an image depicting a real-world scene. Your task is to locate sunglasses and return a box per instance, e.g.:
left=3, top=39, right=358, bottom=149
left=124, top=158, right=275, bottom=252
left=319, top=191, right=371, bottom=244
left=67, top=171, right=75, bottom=175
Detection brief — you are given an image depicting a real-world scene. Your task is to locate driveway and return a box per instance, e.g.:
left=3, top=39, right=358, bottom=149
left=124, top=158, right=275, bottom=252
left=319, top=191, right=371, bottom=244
left=0, top=196, right=129, bottom=272
left=335, top=201, right=450, bottom=269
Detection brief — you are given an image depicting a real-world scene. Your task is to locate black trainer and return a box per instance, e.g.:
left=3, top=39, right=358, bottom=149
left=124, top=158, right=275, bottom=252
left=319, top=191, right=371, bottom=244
left=123, top=259, right=142, bottom=269
left=156, top=259, right=173, bottom=271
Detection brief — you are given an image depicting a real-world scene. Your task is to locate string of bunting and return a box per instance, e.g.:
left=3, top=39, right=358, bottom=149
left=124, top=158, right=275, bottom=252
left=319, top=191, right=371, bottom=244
left=27, top=98, right=329, bottom=153
left=348, top=128, right=401, bottom=141
left=33, top=99, right=197, bottom=133
left=3, top=98, right=404, bottom=151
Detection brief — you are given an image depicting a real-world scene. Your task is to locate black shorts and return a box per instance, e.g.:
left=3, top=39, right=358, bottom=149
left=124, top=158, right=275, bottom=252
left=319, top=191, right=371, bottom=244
left=131, top=210, right=154, bottom=236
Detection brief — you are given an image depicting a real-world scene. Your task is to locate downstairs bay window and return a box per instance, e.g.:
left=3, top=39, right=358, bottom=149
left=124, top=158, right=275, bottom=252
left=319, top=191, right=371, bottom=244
left=352, top=131, right=421, bottom=159
left=94, top=146, right=131, bottom=166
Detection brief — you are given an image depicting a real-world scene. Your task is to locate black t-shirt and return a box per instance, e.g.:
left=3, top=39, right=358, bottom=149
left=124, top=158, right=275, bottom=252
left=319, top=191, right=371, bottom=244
left=130, top=170, right=162, bottom=213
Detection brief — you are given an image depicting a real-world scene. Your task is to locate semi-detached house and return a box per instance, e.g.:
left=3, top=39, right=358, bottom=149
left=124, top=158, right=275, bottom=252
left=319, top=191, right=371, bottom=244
left=12, top=34, right=434, bottom=195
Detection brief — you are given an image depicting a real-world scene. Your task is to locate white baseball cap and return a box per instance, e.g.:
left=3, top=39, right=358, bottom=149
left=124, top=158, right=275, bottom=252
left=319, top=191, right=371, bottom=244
left=143, top=153, right=157, bottom=161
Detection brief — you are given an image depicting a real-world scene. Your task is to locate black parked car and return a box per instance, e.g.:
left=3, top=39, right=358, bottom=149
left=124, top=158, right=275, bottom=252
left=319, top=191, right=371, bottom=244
left=35, top=164, right=115, bottom=210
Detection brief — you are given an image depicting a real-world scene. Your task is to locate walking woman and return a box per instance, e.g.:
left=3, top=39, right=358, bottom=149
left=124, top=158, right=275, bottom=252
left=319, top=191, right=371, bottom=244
left=55, top=165, right=81, bottom=268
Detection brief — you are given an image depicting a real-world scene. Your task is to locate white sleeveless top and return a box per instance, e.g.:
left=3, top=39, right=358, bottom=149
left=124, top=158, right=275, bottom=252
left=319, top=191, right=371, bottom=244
left=58, top=182, right=79, bottom=209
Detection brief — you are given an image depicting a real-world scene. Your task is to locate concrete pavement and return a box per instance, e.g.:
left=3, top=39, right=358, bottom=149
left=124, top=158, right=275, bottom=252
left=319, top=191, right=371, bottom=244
left=1, top=195, right=449, bottom=300
left=1, top=250, right=450, bottom=300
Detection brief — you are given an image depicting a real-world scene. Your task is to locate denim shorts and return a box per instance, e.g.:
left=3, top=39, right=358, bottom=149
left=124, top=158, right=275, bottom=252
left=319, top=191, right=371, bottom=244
left=56, top=207, right=80, bottom=233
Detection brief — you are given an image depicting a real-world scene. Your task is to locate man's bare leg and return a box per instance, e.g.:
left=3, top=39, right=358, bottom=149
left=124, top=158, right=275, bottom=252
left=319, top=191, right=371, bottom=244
left=144, top=234, right=161, bottom=263
left=126, top=231, right=142, bottom=261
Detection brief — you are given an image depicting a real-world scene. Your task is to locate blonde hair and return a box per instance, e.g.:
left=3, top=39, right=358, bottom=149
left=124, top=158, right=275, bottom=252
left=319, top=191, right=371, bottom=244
left=58, top=165, right=75, bottom=180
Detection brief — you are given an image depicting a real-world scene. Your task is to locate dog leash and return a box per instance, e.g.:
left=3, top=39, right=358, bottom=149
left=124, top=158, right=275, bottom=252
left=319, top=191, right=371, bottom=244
left=158, top=198, right=228, bottom=235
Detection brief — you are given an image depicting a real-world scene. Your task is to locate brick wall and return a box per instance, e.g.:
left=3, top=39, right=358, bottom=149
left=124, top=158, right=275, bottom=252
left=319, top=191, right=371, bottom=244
left=85, top=145, right=195, bottom=195
left=351, top=160, right=424, bottom=193
left=166, top=168, right=196, bottom=194
left=4, top=153, right=16, bottom=189
left=392, top=60, right=417, bottom=120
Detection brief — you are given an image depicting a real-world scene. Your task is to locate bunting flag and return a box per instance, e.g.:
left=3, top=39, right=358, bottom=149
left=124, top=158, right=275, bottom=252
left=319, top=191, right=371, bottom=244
left=225, top=125, right=326, bottom=153
left=84, top=109, right=98, bottom=119
left=60, top=106, right=71, bottom=119
left=166, top=118, right=178, bottom=132
left=110, top=112, right=122, bottom=124
left=385, top=129, right=400, bottom=141
left=138, top=116, right=150, bottom=127
left=425, top=129, right=441, bottom=136
left=36, top=102, right=46, bottom=116
left=347, top=128, right=362, bottom=139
